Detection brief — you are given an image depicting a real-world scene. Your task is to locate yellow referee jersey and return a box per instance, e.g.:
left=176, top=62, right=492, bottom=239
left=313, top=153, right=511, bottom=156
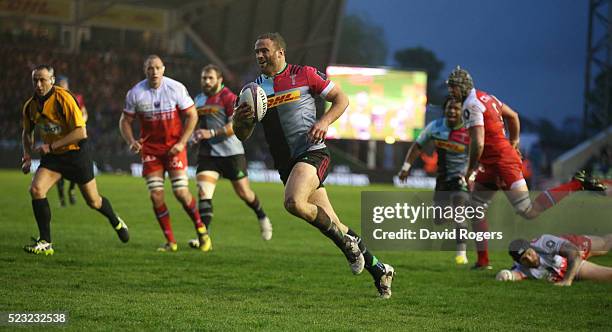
left=22, top=86, right=86, bottom=154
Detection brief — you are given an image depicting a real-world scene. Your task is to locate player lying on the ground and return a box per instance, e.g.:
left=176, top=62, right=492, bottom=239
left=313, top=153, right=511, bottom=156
left=446, top=66, right=608, bottom=269
left=497, top=234, right=612, bottom=285
left=21, top=65, right=129, bottom=255
left=398, top=96, right=471, bottom=265
left=188, top=64, right=272, bottom=248
left=234, top=32, right=394, bottom=298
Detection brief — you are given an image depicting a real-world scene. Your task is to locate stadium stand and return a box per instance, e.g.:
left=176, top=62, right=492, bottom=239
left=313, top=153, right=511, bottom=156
left=552, top=125, right=612, bottom=180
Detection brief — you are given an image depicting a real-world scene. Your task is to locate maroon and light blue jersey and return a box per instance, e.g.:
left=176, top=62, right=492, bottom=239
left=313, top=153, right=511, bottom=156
left=194, top=87, right=244, bottom=157
left=415, top=118, right=469, bottom=181
left=254, top=64, right=335, bottom=171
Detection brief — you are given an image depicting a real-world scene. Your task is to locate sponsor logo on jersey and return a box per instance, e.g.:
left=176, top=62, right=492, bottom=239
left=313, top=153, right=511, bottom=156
left=144, top=111, right=175, bottom=121
left=197, top=106, right=221, bottom=115
left=37, top=122, right=62, bottom=135
left=267, top=90, right=301, bottom=108
left=434, top=139, right=465, bottom=153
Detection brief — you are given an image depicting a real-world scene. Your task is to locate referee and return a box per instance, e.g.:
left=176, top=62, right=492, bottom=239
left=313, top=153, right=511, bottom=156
left=21, top=65, right=129, bottom=255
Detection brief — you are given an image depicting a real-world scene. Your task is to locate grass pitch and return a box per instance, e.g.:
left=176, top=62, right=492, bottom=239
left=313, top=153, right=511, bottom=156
left=0, top=170, right=611, bottom=331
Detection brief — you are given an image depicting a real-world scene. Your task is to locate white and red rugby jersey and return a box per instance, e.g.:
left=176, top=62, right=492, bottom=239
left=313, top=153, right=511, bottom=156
left=462, top=88, right=516, bottom=164
left=124, top=76, right=194, bottom=155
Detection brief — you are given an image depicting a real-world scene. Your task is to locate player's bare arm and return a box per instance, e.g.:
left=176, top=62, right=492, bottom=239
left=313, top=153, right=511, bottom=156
left=510, top=270, right=526, bottom=281
left=555, top=241, right=583, bottom=286
left=308, top=85, right=349, bottom=143
left=81, top=106, right=88, bottom=123
left=466, top=125, right=485, bottom=179
left=194, top=122, right=234, bottom=142
left=398, top=143, right=423, bottom=181
left=119, top=113, right=141, bottom=153
left=170, top=105, right=197, bottom=155
left=223, top=122, right=235, bottom=136
left=21, top=127, right=34, bottom=174
left=233, top=103, right=256, bottom=141
left=35, top=126, right=87, bottom=155
left=501, top=104, right=521, bottom=150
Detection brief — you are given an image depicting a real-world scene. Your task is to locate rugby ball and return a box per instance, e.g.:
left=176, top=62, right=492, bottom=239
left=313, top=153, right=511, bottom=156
left=496, top=269, right=514, bottom=282
left=238, top=82, right=267, bottom=122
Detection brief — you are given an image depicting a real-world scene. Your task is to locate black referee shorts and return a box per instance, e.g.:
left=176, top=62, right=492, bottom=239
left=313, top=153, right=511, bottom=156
left=39, top=146, right=94, bottom=185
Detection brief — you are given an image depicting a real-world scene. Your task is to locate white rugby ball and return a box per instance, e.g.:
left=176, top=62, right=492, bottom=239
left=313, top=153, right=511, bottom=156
left=239, top=82, right=267, bottom=122
left=496, top=269, right=514, bottom=282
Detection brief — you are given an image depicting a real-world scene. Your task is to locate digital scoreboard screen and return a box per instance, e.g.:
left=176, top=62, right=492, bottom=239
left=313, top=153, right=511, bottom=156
left=325, top=66, right=427, bottom=142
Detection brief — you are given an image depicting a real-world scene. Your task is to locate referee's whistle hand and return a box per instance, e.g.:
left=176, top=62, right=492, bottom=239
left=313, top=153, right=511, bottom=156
left=21, top=156, right=31, bottom=174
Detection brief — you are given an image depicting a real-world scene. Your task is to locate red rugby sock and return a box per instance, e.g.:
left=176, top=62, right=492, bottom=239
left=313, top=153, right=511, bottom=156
left=154, top=204, right=176, bottom=244
left=534, top=180, right=582, bottom=210
left=473, top=217, right=490, bottom=266
left=182, top=198, right=205, bottom=231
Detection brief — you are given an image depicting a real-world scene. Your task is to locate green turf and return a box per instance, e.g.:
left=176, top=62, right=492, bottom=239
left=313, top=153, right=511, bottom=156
left=0, top=170, right=610, bottom=331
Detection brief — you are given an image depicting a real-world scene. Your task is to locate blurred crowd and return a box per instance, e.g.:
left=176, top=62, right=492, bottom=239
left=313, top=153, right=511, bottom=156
left=587, top=145, right=612, bottom=179
left=1, top=32, right=605, bottom=179
left=0, top=33, right=272, bottom=171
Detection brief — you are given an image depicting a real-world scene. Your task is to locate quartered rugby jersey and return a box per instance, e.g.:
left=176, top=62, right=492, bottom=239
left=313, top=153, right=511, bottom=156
left=415, top=118, right=469, bottom=181
left=194, top=86, right=244, bottom=157
left=255, top=64, right=334, bottom=170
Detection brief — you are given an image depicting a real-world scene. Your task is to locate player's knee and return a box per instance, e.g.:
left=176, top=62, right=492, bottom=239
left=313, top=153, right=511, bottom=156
left=197, top=181, right=215, bottom=200
left=171, top=175, right=189, bottom=193
left=149, top=190, right=164, bottom=205
left=284, top=196, right=304, bottom=216
left=29, top=184, right=46, bottom=199
left=511, top=194, right=534, bottom=219
left=86, top=197, right=102, bottom=209
left=173, top=188, right=191, bottom=203
left=470, top=195, right=490, bottom=221
left=517, top=209, right=537, bottom=220
left=236, top=188, right=252, bottom=202
left=450, top=191, right=470, bottom=207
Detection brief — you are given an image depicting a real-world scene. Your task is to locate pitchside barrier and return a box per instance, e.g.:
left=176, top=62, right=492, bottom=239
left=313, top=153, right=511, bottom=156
left=2, top=146, right=436, bottom=188
left=552, top=125, right=612, bottom=180
left=126, top=162, right=440, bottom=188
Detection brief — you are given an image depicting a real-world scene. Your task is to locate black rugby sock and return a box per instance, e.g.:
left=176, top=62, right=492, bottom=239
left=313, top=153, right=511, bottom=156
left=56, top=178, right=65, bottom=200
left=246, top=196, right=266, bottom=219
left=96, top=196, right=120, bottom=227
left=199, top=199, right=213, bottom=229
left=32, top=198, right=51, bottom=242
left=313, top=207, right=346, bottom=251
left=347, top=228, right=385, bottom=280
